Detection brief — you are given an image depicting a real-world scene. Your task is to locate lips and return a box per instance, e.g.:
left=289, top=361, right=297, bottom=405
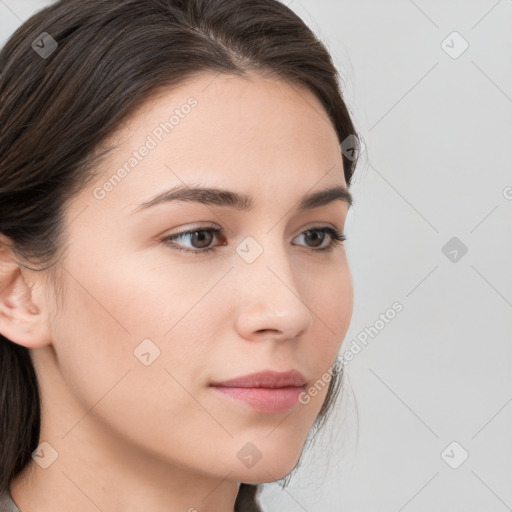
left=210, top=369, right=307, bottom=389
left=210, top=370, right=308, bottom=413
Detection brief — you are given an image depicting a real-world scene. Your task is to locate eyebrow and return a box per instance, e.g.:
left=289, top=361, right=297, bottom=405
left=132, top=183, right=353, bottom=213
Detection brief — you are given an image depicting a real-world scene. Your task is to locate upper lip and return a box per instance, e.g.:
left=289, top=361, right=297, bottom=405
left=210, top=370, right=307, bottom=389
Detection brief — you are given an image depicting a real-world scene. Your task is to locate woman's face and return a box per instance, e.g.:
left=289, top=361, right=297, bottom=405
left=37, top=72, right=353, bottom=485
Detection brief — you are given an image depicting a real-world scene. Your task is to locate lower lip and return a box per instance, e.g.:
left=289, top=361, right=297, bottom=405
left=210, top=386, right=304, bottom=413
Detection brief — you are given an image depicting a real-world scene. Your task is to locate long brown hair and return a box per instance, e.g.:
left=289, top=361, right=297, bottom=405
left=0, top=1, right=359, bottom=509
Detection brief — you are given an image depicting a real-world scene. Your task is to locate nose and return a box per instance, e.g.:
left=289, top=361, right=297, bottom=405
left=233, top=242, right=314, bottom=342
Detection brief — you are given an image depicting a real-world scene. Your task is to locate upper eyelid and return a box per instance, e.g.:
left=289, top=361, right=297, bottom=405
left=165, top=224, right=342, bottom=238
left=163, top=225, right=344, bottom=248
left=165, top=217, right=345, bottom=234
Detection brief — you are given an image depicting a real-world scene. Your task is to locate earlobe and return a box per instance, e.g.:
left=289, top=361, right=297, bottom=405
left=0, top=235, right=52, bottom=348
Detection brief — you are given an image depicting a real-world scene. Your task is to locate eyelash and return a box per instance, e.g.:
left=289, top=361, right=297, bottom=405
left=161, top=224, right=346, bottom=255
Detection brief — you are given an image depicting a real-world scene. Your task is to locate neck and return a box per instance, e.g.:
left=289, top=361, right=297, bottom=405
left=10, top=348, right=240, bottom=512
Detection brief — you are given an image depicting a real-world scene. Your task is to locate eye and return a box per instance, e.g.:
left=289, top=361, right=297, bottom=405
left=293, top=226, right=346, bottom=252
left=161, top=223, right=225, bottom=254
left=161, top=224, right=346, bottom=255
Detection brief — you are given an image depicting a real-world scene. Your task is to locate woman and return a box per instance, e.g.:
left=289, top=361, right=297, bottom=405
left=0, top=0, right=360, bottom=510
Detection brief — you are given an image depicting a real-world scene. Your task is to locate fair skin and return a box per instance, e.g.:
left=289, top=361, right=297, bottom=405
left=0, top=72, right=353, bottom=511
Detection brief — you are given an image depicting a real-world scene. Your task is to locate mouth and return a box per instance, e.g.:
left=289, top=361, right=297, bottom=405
left=210, top=385, right=305, bottom=413
left=210, top=369, right=307, bottom=388
left=209, top=369, right=307, bottom=414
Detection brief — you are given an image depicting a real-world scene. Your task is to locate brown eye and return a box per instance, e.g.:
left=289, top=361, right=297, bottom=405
left=303, top=230, right=326, bottom=248
left=188, top=230, right=214, bottom=249
left=293, top=227, right=346, bottom=251
left=162, top=225, right=224, bottom=254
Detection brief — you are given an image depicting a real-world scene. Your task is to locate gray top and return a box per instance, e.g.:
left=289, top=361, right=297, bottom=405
left=0, top=490, right=20, bottom=512
left=0, top=487, right=262, bottom=511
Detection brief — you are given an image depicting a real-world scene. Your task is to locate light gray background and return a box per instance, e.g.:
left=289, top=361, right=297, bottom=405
left=1, top=1, right=511, bottom=511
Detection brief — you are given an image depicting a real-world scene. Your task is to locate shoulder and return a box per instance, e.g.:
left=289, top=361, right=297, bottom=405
left=0, top=490, right=21, bottom=512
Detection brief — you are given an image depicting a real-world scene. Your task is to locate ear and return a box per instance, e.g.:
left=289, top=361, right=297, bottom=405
left=0, top=233, right=52, bottom=348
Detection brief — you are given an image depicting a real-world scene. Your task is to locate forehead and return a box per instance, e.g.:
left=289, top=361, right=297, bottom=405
left=80, top=72, right=346, bottom=214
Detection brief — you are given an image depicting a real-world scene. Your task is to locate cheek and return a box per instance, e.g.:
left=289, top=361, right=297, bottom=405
left=49, top=270, right=218, bottom=459
left=49, top=274, right=140, bottom=413
left=308, top=260, right=353, bottom=347
left=69, top=246, right=229, bottom=341
left=336, top=269, right=354, bottom=339
left=303, top=262, right=352, bottom=392
left=50, top=246, right=222, bottom=399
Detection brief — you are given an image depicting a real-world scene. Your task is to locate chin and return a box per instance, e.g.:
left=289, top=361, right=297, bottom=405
left=231, top=451, right=302, bottom=484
